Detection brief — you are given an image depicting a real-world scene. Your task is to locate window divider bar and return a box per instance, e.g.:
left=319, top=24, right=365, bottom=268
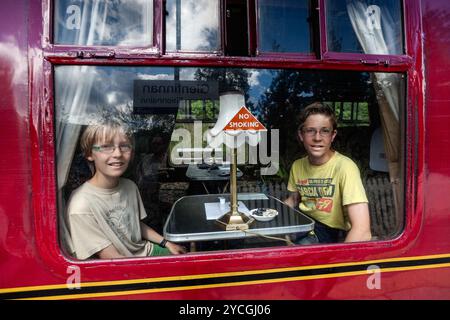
left=318, top=0, right=327, bottom=60
left=247, top=0, right=257, bottom=56
left=154, top=0, right=165, bottom=54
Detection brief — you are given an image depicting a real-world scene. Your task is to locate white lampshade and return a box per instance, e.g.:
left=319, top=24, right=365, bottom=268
left=206, top=91, right=260, bottom=148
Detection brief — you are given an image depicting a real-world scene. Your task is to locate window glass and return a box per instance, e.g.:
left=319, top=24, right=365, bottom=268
left=258, top=0, right=313, bottom=53
left=55, top=66, right=404, bottom=258
left=224, top=0, right=249, bottom=56
left=54, top=0, right=153, bottom=46
left=326, top=0, right=404, bottom=54
left=165, top=0, right=220, bottom=52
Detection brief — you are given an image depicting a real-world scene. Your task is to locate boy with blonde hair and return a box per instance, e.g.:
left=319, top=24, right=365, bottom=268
left=67, top=120, right=186, bottom=259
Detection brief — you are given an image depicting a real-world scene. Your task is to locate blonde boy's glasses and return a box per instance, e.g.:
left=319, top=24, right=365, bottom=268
left=301, top=127, right=334, bottom=137
left=92, top=144, right=133, bottom=154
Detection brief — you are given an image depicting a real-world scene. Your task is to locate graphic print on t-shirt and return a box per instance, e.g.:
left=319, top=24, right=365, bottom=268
left=296, top=178, right=335, bottom=213
left=105, top=202, right=131, bottom=240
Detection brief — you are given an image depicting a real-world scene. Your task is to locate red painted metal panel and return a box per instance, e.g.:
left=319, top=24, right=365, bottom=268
left=418, top=0, right=450, bottom=254
left=0, top=0, right=449, bottom=300
left=0, top=0, right=37, bottom=282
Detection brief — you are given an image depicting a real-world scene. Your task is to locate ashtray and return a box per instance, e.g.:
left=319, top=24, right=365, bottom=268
left=197, top=163, right=210, bottom=169
left=249, top=208, right=278, bottom=222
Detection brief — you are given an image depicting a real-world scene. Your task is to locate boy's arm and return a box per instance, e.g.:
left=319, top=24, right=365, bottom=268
left=97, top=244, right=125, bottom=259
left=344, top=202, right=372, bottom=242
left=140, top=221, right=164, bottom=244
left=140, top=222, right=186, bottom=254
left=284, top=191, right=300, bottom=209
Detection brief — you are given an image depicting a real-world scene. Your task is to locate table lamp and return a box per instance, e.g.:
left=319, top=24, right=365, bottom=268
left=206, top=91, right=261, bottom=230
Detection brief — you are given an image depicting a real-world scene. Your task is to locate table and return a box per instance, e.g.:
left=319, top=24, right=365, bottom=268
left=186, top=163, right=243, bottom=181
left=163, top=193, right=314, bottom=242
left=186, top=163, right=243, bottom=194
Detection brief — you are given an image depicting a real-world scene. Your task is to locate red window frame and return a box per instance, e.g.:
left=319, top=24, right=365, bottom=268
left=31, top=0, right=424, bottom=283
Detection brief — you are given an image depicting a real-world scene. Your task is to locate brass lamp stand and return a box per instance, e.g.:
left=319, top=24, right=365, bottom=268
left=216, top=147, right=254, bottom=230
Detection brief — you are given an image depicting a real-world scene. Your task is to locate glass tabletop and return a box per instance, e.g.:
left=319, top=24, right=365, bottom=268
left=163, top=193, right=314, bottom=242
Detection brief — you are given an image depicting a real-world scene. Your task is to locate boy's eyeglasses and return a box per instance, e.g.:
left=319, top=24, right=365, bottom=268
left=301, top=127, right=334, bottom=137
left=92, top=144, right=133, bottom=154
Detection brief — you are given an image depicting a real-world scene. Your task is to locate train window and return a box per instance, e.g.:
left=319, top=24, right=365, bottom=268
left=164, top=0, right=318, bottom=56
left=224, top=0, right=250, bottom=56
left=165, top=0, right=220, bottom=52
left=53, top=0, right=154, bottom=46
left=326, top=0, right=404, bottom=55
left=257, top=0, right=314, bottom=53
left=55, top=65, right=404, bottom=258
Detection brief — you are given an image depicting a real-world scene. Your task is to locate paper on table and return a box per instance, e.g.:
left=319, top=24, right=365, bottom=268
left=204, top=201, right=251, bottom=220
left=237, top=193, right=268, bottom=200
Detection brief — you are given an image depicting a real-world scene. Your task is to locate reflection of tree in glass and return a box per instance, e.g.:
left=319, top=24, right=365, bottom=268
left=95, top=104, right=176, bottom=135
left=200, top=28, right=219, bottom=51
left=204, top=100, right=219, bottom=120
left=329, top=31, right=343, bottom=52
left=258, top=70, right=374, bottom=179
left=194, top=68, right=248, bottom=94
left=190, top=100, right=204, bottom=119
left=271, top=40, right=281, bottom=52
left=194, top=67, right=253, bottom=109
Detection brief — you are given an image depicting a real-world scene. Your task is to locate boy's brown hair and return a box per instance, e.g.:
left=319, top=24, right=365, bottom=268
left=298, top=102, right=338, bottom=131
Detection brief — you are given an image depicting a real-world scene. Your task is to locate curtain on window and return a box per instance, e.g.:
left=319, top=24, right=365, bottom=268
left=55, top=1, right=153, bottom=255
left=346, top=0, right=402, bottom=210
left=54, top=0, right=153, bottom=46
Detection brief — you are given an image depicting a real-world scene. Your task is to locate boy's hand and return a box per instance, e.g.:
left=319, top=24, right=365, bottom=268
left=166, top=241, right=187, bottom=254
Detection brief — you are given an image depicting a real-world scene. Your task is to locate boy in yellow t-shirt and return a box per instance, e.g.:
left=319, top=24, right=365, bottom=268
left=284, top=103, right=371, bottom=243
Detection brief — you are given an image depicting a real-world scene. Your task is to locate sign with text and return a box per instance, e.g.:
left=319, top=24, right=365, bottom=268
left=133, top=80, right=219, bottom=114
left=223, top=106, right=267, bottom=131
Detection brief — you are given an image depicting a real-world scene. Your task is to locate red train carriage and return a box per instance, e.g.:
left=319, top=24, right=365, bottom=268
left=1, top=0, right=450, bottom=300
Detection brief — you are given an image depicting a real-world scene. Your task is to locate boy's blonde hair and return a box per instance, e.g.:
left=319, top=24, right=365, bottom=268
left=80, top=120, right=133, bottom=158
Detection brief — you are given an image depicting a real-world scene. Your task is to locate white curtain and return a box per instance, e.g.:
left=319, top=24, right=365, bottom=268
left=56, top=2, right=109, bottom=255
left=347, top=1, right=401, bottom=119
left=55, top=0, right=153, bottom=255
left=56, top=1, right=112, bottom=192
left=55, top=0, right=153, bottom=46
left=56, top=67, right=96, bottom=191
left=56, top=0, right=154, bottom=190
left=347, top=0, right=402, bottom=209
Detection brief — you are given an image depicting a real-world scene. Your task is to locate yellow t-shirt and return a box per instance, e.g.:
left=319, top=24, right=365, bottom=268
left=287, top=152, right=368, bottom=231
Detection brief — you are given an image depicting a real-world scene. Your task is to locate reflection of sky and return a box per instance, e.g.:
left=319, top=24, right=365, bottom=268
left=57, top=67, right=174, bottom=114
left=166, top=0, right=219, bottom=51
left=247, top=69, right=272, bottom=106
left=0, top=36, right=28, bottom=118
left=258, top=0, right=311, bottom=52
left=56, top=66, right=279, bottom=120
left=55, top=66, right=391, bottom=129
left=54, top=0, right=153, bottom=46
left=0, top=36, right=27, bottom=87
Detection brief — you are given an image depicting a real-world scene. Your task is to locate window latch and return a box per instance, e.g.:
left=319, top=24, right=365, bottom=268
left=76, top=50, right=115, bottom=59
left=361, top=59, right=390, bottom=66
